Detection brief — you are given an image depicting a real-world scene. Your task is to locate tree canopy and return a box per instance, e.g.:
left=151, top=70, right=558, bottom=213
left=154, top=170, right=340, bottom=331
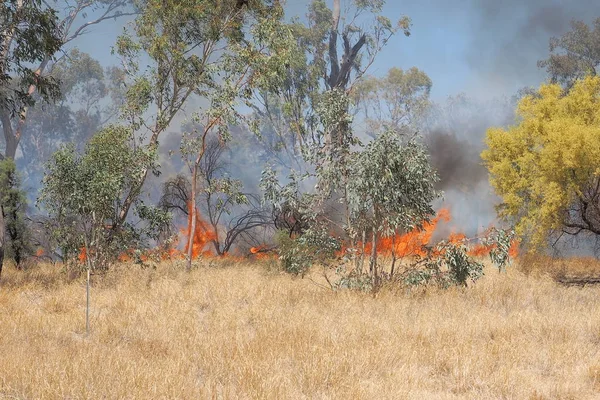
left=538, top=18, right=600, bottom=90
left=482, top=76, right=600, bottom=250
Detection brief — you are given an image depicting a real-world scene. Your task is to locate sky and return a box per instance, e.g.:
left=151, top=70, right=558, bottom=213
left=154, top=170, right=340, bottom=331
left=74, top=0, right=600, bottom=102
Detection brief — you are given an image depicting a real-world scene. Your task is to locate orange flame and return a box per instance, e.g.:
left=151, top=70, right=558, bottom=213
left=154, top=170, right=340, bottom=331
left=250, top=245, right=267, bottom=254
left=508, top=239, right=520, bottom=258
left=340, top=208, right=452, bottom=258
left=78, top=247, right=87, bottom=263
left=184, top=201, right=217, bottom=259
left=118, top=251, right=132, bottom=262
left=113, top=202, right=219, bottom=264
left=468, top=243, right=493, bottom=257
left=337, top=208, right=519, bottom=262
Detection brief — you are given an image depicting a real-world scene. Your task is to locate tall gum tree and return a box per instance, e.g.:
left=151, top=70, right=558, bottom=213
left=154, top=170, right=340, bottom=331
left=256, top=0, right=412, bottom=248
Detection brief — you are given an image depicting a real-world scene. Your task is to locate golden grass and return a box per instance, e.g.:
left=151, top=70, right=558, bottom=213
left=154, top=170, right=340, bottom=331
left=517, top=253, right=600, bottom=279
left=1, top=258, right=600, bottom=399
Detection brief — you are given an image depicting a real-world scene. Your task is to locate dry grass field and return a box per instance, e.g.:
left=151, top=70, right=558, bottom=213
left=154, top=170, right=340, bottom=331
left=1, top=258, right=600, bottom=399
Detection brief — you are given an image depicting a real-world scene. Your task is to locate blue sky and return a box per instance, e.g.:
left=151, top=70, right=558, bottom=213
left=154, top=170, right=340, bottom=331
left=73, top=0, right=600, bottom=102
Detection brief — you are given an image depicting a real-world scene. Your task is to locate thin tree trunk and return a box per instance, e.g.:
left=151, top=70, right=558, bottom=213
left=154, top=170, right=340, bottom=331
left=359, top=228, right=366, bottom=274
left=370, top=228, right=378, bottom=281
left=390, top=233, right=397, bottom=278
left=186, top=165, right=198, bottom=271
left=186, top=125, right=214, bottom=270
left=0, top=206, right=5, bottom=280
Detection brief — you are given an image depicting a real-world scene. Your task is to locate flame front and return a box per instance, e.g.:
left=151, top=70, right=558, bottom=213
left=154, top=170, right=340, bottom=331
left=109, top=204, right=519, bottom=265
left=184, top=201, right=217, bottom=259
left=337, top=208, right=519, bottom=260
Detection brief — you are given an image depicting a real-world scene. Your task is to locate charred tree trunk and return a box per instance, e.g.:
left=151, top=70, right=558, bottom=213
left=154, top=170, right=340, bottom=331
left=369, top=228, right=378, bottom=280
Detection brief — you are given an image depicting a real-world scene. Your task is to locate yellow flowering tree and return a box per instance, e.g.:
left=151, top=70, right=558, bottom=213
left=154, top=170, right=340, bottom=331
left=482, top=76, right=600, bottom=250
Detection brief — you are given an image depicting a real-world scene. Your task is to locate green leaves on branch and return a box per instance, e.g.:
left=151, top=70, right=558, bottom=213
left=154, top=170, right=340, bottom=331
left=0, top=159, right=31, bottom=266
left=0, top=0, right=63, bottom=114
left=347, top=130, right=440, bottom=238
left=39, top=125, right=167, bottom=267
left=276, top=227, right=341, bottom=276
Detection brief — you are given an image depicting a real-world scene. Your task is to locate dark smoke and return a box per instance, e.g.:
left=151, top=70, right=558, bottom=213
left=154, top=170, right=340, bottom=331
left=419, top=93, right=516, bottom=236
left=425, top=129, right=487, bottom=192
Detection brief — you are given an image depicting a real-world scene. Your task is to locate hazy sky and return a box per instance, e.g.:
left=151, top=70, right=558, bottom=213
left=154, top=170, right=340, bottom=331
left=74, top=0, right=600, bottom=102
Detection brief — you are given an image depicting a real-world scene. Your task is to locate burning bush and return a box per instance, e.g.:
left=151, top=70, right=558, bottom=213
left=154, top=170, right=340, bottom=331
left=262, top=129, right=517, bottom=290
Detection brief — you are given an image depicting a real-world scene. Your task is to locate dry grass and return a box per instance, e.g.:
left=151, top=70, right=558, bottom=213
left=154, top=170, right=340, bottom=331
left=1, top=258, right=600, bottom=399
left=517, top=253, right=600, bottom=280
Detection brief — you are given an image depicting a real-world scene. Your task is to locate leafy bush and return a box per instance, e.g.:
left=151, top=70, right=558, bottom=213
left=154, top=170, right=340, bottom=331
left=483, top=227, right=516, bottom=272
left=276, top=227, right=341, bottom=276
left=346, top=130, right=440, bottom=279
left=39, top=125, right=169, bottom=269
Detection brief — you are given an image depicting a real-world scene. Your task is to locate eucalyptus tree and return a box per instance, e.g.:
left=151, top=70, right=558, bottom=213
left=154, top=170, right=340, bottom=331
left=176, top=3, right=292, bottom=268
left=538, top=18, right=600, bottom=90
left=112, top=0, right=292, bottom=268
left=257, top=0, right=414, bottom=263
left=19, top=50, right=124, bottom=194
left=0, top=0, right=132, bottom=271
left=256, top=0, right=411, bottom=175
left=347, top=130, right=439, bottom=281
left=1, top=0, right=134, bottom=162
left=0, top=0, right=62, bottom=271
left=352, top=67, right=432, bottom=139
left=39, top=125, right=164, bottom=268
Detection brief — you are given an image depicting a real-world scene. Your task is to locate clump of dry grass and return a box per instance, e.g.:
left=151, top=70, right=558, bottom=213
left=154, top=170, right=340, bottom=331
left=1, top=258, right=600, bottom=399
left=517, top=253, right=600, bottom=279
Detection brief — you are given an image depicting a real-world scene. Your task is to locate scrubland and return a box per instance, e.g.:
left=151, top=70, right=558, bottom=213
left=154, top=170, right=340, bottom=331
left=1, top=257, right=600, bottom=399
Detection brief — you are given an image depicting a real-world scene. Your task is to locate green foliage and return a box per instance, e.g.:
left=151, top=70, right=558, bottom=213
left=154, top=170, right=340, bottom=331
left=135, top=202, right=172, bottom=242
left=260, top=166, right=315, bottom=236
left=255, top=0, right=410, bottom=163
left=331, top=227, right=515, bottom=292
left=0, top=159, right=31, bottom=266
left=39, top=125, right=165, bottom=267
left=353, top=67, right=432, bottom=137
left=347, top=130, right=439, bottom=275
left=348, top=131, right=439, bottom=236
left=538, top=18, right=600, bottom=89
left=403, top=242, right=484, bottom=289
left=332, top=264, right=375, bottom=292
left=114, top=0, right=291, bottom=236
left=482, top=76, right=600, bottom=250
left=482, top=227, right=516, bottom=272
left=276, top=227, right=340, bottom=276
left=262, top=166, right=340, bottom=275
left=0, top=0, right=62, bottom=114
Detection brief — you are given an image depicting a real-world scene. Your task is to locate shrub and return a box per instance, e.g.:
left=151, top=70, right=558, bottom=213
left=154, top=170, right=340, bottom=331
left=0, top=159, right=32, bottom=268
left=39, top=125, right=169, bottom=269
